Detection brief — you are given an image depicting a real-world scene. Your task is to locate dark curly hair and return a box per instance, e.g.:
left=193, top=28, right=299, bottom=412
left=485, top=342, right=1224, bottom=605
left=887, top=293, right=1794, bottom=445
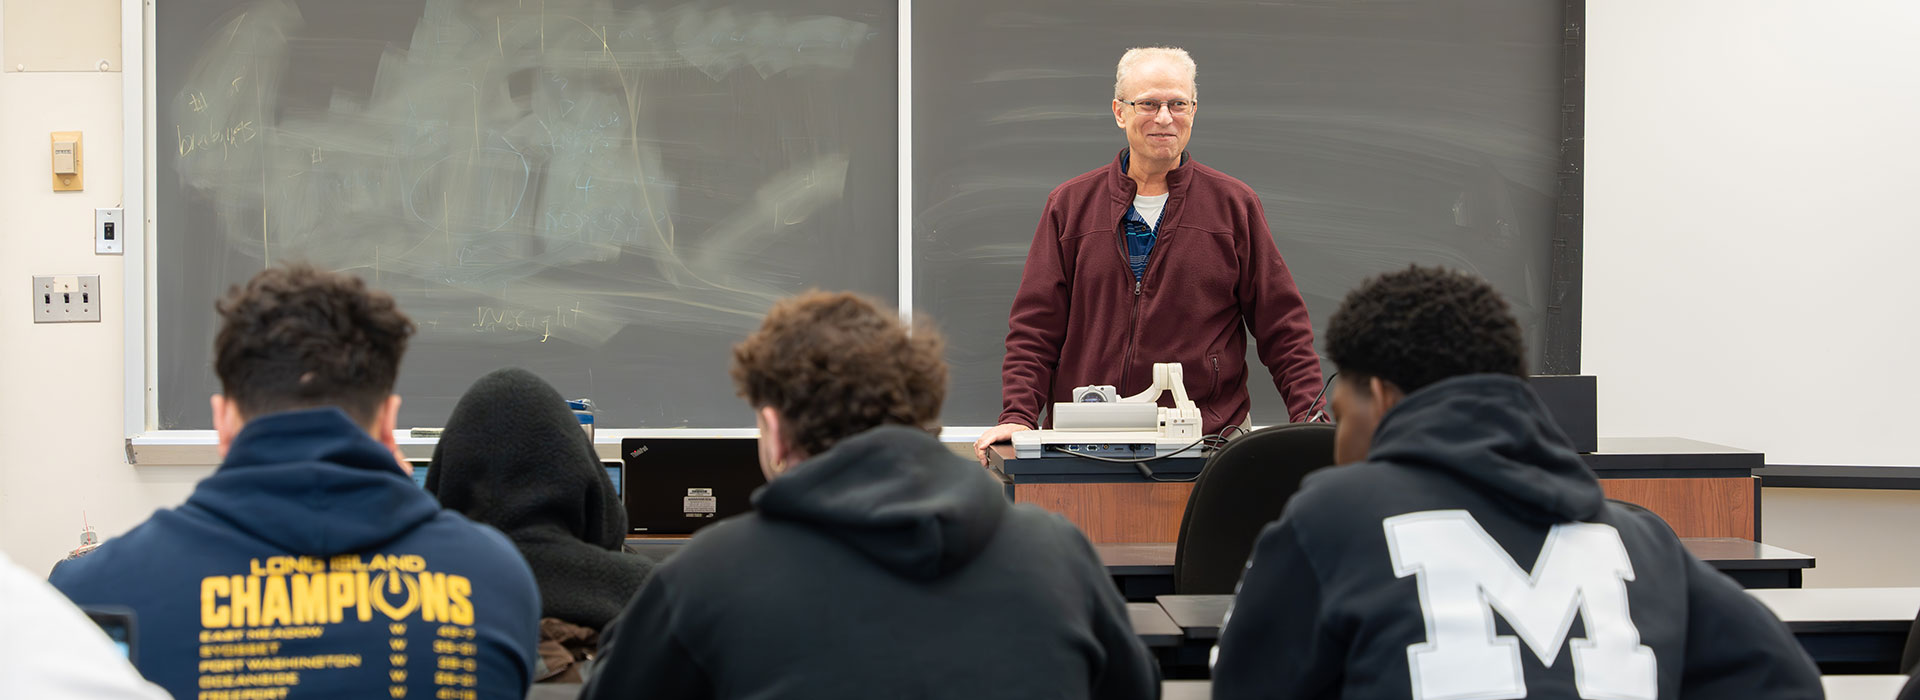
left=731, top=291, right=946, bottom=458
left=1324, top=265, right=1525, bottom=394
left=213, top=263, right=416, bottom=425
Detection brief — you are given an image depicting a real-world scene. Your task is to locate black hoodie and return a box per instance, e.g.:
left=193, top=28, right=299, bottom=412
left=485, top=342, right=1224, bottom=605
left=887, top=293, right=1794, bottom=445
left=428, top=367, right=651, bottom=632
left=1210, top=375, right=1820, bottom=699
left=580, top=425, right=1159, bottom=700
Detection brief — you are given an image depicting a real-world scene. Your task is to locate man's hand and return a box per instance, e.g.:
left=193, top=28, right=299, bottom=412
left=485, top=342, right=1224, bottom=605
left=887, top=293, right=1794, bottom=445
left=972, top=423, right=1032, bottom=466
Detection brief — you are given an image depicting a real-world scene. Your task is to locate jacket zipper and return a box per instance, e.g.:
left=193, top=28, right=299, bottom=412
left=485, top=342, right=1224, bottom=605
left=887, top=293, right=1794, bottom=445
left=1117, top=193, right=1173, bottom=393
left=1118, top=237, right=1142, bottom=391
left=1208, top=356, right=1221, bottom=423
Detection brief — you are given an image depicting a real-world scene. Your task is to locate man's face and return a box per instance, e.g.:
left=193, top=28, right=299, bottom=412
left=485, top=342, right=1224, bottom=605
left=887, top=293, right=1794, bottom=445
left=1111, top=58, right=1196, bottom=164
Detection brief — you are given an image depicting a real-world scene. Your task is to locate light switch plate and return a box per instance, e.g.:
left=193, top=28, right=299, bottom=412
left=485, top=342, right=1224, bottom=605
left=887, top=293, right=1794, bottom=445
left=96, top=207, right=123, bottom=254
left=33, top=274, right=101, bottom=323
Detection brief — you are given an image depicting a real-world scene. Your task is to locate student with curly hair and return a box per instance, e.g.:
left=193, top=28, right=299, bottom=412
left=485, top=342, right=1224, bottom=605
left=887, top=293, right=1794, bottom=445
left=582, top=291, right=1158, bottom=700
left=51, top=263, right=540, bottom=700
left=1210, top=265, right=1819, bottom=699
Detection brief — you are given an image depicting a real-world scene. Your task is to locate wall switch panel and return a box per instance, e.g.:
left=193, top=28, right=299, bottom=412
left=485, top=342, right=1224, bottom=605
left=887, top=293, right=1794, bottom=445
left=95, top=208, right=123, bottom=254
left=33, top=274, right=101, bottom=323
left=49, top=131, right=83, bottom=191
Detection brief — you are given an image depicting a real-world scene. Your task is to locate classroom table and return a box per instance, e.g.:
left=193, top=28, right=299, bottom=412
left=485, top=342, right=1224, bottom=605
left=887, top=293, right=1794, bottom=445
left=991, top=437, right=1763, bottom=543
left=1823, top=675, right=1913, bottom=700
left=1095, top=537, right=1813, bottom=601
left=1154, top=588, right=1920, bottom=676
left=1126, top=602, right=1182, bottom=648
left=1153, top=676, right=1905, bottom=698
left=1161, top=680, right=1210, bottom=700
left=1749, top=587, right=1920, bottom=673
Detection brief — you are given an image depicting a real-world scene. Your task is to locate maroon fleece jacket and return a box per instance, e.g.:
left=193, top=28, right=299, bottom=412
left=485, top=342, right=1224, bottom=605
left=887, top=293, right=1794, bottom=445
left=999, top=150, right=1323, bottom=433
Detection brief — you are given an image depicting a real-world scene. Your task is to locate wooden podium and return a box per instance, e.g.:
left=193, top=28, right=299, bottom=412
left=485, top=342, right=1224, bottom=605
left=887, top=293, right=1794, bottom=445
left=988, top=437, right=1759, bottom=543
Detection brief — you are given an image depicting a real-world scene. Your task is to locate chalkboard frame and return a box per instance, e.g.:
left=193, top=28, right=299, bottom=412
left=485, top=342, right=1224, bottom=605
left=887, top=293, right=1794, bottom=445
left=118, top=0, right=1586, bottom=458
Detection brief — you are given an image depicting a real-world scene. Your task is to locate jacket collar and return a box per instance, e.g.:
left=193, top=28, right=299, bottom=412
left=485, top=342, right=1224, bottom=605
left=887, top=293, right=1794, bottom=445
left=1109, top=149, right=1194, bottom=232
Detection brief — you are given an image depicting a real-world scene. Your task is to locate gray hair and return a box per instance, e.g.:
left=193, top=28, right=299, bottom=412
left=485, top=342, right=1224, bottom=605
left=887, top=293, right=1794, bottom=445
left=1114, top=47, right=1198, bottom=100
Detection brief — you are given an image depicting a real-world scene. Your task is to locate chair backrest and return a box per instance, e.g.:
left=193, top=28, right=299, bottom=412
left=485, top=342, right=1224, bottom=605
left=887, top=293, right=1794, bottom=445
left=1172, top=423, right=1337, bottom=594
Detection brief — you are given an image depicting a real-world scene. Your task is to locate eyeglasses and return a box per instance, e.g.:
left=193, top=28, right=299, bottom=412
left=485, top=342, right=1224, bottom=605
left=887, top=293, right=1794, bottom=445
left=1120, top=99, right=1196, bottom=115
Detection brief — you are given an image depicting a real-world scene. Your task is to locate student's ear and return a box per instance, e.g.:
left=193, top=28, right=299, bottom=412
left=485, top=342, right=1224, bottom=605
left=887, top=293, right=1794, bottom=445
left=1368, top=376, right=1406, bottom=419
left=372, top=394, right=408, bottom=473
left=755, top=406, right=791, bottom=481
left=211, top=394, right=244, bottom=458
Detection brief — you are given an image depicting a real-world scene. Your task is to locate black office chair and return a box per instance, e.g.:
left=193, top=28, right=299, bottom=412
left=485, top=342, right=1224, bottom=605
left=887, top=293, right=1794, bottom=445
left=1171, top=423, right=1336, bottom=594
left=1901, top=672, right=1920, bottom=700
left=1902, top=613, right=1920, bottom=675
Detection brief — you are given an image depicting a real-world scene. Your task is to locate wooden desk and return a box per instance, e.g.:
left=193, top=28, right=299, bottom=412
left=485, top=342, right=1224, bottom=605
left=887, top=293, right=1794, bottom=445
left=1823, top=675, right=1912, bottom=700
left=1585, top=438, right=1761, bottom=540
left=987, top=444, right=1203, bottom=543
left=1096, top=538, right=1812, bottom=601
left=1749, top=587, right=1920, bottom=673
left=994, top=437, right=1760, bottom=543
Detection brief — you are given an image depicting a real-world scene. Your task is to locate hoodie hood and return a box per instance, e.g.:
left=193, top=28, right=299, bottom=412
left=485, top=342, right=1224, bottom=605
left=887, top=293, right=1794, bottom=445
left=427, top=367, right=647, bottom=629
left=1366, top=374, right=1604, bottom=523
left=187, top=407, right=440, bottom=556
left=752, top=425, right=1008, bottom=580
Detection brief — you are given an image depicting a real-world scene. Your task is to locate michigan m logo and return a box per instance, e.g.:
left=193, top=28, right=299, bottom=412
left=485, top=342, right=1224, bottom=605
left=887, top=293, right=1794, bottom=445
left=1384, top=510, right=1656, bottom=700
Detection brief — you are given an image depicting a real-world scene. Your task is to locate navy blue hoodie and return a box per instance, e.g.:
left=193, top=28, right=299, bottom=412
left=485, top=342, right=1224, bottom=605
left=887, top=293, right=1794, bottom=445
left=51, top=408, right=541, bottom=700
left=1210, top=375, right=1820, bottom=700
left=580, top=425, right=1159, bottom=700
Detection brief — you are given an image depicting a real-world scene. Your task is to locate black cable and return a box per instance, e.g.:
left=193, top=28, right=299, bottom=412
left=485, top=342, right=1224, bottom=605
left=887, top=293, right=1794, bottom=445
left=1302, top=370, right=1339, bottom=422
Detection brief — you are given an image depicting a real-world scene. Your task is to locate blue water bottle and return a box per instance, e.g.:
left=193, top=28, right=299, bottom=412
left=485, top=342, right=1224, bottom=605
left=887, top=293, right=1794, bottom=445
left=567, top=399, right=595, bottom=442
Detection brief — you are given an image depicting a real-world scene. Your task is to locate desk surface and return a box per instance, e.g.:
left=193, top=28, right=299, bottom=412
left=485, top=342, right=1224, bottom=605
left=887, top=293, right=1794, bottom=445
left=1157, top=594, right=1234, bottom=641
left=988, top=444, right=1206, bottom=482
left=1127, top=602, right=1183, bottom=648
left=1748, top=587, right=1920, bottom=632
left=1581, top=437, right=1761, bottom=475
left=1157, top=587, right=1919, bottom=640
left=1823, top=675, right=1912, bottom=700
left=992, top=437, right=1759, bottom=483
left=1095, top=538, right=1811, bottom=576
left=1159, top=677, right=1895, bottom=700
left=1161, top=680, right=1209, bottom=700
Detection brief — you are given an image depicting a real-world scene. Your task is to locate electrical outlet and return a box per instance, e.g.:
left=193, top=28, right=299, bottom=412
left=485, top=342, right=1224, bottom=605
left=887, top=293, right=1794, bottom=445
left=33, top=275, right=101, bottom=323
left=96, top=208, right=123, bottom=255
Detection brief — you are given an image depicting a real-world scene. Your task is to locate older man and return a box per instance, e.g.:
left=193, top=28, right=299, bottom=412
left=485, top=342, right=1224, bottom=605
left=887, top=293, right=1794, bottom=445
left=975, top=46, right=1324, bottom=462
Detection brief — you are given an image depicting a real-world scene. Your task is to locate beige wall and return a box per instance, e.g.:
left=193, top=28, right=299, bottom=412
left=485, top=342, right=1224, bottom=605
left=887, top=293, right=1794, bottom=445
left=0, top=2, right=210, bottom=576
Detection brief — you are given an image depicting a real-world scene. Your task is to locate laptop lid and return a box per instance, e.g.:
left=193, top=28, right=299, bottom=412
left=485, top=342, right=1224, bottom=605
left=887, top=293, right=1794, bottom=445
left=621, top=438, right=766, bottom=536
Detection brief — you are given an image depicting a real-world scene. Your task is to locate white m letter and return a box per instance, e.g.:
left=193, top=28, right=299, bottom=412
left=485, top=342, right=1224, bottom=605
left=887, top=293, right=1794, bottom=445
left=1384, top=510, right=1656, bottom=700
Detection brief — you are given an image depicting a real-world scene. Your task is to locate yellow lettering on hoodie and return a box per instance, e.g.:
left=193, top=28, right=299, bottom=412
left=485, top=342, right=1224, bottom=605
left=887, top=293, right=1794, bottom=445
left=448, top=575, right=474, bottom=626
left=202, top=576, right=231, bottom=628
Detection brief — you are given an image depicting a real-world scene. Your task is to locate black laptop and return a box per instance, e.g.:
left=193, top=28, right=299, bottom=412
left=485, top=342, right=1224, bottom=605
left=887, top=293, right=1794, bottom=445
left=620, top=438, right=766, bottom=535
